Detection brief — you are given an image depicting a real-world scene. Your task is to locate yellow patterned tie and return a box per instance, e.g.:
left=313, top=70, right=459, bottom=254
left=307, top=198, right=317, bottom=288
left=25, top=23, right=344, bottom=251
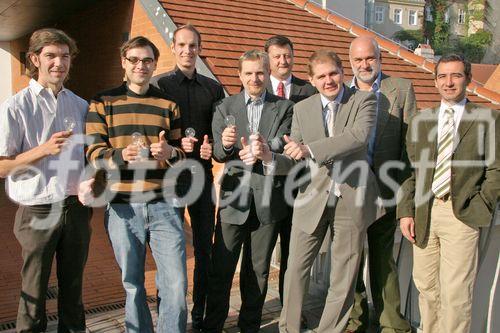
left=432, top=108, right=455, bottom=198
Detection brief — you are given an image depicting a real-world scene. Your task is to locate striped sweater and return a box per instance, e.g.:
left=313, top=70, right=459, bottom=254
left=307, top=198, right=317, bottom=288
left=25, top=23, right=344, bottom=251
left=86, top=83, right=184, bottom=203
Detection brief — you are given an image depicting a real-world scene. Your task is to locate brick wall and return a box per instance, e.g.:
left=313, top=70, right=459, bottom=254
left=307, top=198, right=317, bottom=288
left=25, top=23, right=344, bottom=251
left=9, top=0, right=176, bottom=101
left=10, top=36, right=30, bottom=94
left=59, top=0, right=135, bottom=100
left=129, top=0, right=177, bottom=75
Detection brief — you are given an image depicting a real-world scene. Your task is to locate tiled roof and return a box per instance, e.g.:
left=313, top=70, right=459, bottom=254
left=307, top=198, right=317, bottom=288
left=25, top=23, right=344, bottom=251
left=472, top=63, right=498, bottom=85
left=484, top=65, right=500, bottom=93
left=159, top=0, right=500, bottom=110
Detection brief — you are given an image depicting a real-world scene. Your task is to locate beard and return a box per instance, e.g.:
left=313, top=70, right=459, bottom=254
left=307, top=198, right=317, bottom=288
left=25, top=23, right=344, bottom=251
left=354, top=65, right=380, bottom=84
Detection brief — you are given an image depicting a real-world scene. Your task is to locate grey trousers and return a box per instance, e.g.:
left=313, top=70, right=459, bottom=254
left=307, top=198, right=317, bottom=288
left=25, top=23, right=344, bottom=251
left=14, top=196, right=91, bottom=333
left=279, top=197, right=366, bottom=333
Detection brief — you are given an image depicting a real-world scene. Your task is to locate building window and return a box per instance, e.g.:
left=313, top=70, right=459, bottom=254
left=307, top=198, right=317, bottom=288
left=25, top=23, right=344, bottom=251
left=375, top=6, right=384, bottom=23
left=458, top=8, right=466, bottom=24
left=409, top=10, right=418, bottom=26
left=394, top=8, right=402, bottom=24
left=425, top=6, right=433, bottom=21
left=444, top=9, right=450, bottom=23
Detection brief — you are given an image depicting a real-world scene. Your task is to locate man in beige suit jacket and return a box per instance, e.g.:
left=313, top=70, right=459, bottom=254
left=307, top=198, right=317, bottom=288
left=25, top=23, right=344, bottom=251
left=253, top=50, right=385, bottom=333
left=398, top=54, right=499, bottom=333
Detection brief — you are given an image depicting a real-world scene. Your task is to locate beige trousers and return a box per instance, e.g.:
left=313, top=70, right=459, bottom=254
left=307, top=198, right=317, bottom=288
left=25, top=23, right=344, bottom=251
left=412, top=199, right=479, bottom=333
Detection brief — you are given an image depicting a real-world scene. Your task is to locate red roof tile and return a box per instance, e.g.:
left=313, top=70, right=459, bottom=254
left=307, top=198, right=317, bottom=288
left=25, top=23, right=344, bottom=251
left=160, top=0, right=499, bottom=109
left=471, top=63, right=498, bottom=85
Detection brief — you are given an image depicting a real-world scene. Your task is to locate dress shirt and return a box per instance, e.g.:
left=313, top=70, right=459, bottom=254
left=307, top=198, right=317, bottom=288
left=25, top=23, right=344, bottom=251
left=0, top=79, right=88, bottom=205
left=351, top=72, right=381, bottom=166
left=437, top=98, right=466, bottom=145
left=270, top=75, right=292, bottom=99
left=245, top=91, right=266, bottom=133
left=319, top=89, right=344, bottom=197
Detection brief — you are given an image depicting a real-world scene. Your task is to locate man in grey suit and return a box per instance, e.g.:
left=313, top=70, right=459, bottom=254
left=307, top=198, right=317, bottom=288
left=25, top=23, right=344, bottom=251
left=346, top=36, right=415, bottom=333
left=202, top=50, right=294, bottom=333
left=264, top=35, right=316, bottom=313
left=255, top=50, right=384, bottom=333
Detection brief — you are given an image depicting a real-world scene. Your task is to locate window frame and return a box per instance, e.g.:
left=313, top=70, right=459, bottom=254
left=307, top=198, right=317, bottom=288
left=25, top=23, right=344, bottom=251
left=375, top=6, right=385, bottom=23
left=394, top=8, right=403, bottom=24
left=409, top=10, right=418, bottom=26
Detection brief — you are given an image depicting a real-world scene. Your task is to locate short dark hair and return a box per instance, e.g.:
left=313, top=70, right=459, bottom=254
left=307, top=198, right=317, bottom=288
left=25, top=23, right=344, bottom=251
left=435, top=53, right=471, bottom=80
left=307, top=49, right=343, bottom=76
left=173, top=24, right=202, bottom=47
left=120, top=36, right=160, bottom=60
left=264, top=35, right=293, bottom=53
left=26, top=28, right=78, bottom=79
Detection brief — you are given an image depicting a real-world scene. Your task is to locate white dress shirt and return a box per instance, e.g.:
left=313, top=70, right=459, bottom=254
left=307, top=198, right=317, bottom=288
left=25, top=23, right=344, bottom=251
left=270, top=75, right=292, bottom=99
left=0, top=79, right=88, bottom=205
left=437, top=98, right=466, bottom=144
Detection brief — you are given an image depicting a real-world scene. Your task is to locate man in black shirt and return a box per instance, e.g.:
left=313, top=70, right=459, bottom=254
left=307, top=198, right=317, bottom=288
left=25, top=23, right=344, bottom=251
left=151, top=24, right=225, bottom=330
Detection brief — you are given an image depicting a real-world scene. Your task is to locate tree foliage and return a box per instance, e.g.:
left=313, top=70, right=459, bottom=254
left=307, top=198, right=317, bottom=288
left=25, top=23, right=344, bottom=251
left=393, top=29, right=425, bottom=49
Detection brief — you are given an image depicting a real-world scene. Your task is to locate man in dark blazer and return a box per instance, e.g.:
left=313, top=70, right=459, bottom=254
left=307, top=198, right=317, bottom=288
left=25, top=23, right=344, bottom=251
left=264, top=35, right=316, bottom=310
left=202, top=50, right=294, bottom=333
left=346, top=36, right=415, bottom=333
left=265, top=35, right=316, bottom=104
left=398, top=54, right=499, bottom=333
left=256, top=50, right=385, bottom=333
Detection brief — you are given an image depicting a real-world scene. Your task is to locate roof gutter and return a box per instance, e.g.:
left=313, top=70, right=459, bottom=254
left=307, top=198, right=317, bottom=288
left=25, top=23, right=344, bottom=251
left=288, top=0, right=500, bottom=105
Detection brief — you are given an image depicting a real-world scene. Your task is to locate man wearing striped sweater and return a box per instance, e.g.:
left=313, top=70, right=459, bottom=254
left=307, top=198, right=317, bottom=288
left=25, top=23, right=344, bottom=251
left=85, top=36, right=187, bottom=333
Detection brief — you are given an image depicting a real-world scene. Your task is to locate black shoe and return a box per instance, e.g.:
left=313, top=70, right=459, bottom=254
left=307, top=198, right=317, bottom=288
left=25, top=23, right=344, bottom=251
left=191, top=319, right=204, bottom=331
left=300, top=315, right=308, bottom=329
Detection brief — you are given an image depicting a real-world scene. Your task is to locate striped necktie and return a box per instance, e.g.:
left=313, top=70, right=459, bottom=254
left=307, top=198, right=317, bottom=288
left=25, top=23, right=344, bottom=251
left=432, top=107, right=455, bottom=199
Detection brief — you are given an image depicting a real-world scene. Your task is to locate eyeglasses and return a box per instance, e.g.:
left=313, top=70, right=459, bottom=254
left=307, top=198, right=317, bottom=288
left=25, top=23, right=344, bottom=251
left=125, top=56, right=155, bottom=65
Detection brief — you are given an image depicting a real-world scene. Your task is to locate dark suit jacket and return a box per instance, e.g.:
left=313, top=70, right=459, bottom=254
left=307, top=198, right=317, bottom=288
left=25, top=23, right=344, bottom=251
left=273, top=86, right=385, bottom=234
left=212, top=92, right=294, bottom=225
left=371, top=74, right=417, bottom=208
left=266, top=75, right=317, bottom=103
left=397, top=102, right=500, bottom=248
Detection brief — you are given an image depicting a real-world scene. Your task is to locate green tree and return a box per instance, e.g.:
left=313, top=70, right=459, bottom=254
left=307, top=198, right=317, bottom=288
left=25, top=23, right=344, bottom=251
left=424, top=0, right=450, bottom=55
left=458, top=30, right=493, bottom=63
left=393, top=29, right=425, bottom=49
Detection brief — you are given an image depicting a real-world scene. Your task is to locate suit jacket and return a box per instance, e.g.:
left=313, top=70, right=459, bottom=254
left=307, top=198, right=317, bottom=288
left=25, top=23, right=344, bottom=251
left=371, top=74, right=417, bottom=208
left=266, top=75, right=317, bottom=103
left=273, top=86, right=385, bottom=234
left=212, top=91, right=294, bottom=225
left=397, top=102, right=500, bottom=248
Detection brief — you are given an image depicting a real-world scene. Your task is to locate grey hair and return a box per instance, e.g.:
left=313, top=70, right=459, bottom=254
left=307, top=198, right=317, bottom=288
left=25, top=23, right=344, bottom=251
left=238, top=49, right=270, bottom=72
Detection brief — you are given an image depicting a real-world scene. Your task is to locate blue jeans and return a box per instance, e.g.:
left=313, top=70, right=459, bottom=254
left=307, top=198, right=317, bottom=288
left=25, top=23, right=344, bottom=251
left=105, top=200, right=187, bottom=333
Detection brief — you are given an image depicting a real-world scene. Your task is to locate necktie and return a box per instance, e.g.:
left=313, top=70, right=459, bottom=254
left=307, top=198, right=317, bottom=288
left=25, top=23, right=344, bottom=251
left=277, top=81, right=285, bottom=98
left=432, top=108, right=455, bottom=199
left=326, top=101, right=337, bottom=137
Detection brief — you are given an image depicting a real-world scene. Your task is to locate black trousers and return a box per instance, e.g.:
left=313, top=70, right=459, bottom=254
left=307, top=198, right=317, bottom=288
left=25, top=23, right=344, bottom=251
left=203, top=202, right=280, bottom=333
left=278, top=210, right=292, bottom=304
left=180, top=177, right=216, bottom=322
left=13, top=196, right=92, bottom=333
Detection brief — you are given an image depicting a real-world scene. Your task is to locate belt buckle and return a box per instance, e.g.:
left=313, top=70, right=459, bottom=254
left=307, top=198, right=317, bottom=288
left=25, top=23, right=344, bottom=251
left=435, top=193, right=450, bottom=203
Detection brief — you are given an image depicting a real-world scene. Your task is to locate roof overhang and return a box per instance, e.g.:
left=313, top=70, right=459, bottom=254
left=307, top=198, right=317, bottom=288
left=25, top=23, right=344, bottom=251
left=0, top=0, right=99, bottom=41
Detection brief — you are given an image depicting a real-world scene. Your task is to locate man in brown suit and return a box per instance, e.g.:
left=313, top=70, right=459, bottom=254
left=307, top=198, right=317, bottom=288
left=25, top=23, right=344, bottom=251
left=398, top=54, right=499, bottom=333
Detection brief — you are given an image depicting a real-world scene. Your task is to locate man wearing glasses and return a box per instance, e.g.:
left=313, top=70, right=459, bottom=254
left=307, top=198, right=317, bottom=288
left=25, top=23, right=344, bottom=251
left=85, top=36, right=187, bottom=332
